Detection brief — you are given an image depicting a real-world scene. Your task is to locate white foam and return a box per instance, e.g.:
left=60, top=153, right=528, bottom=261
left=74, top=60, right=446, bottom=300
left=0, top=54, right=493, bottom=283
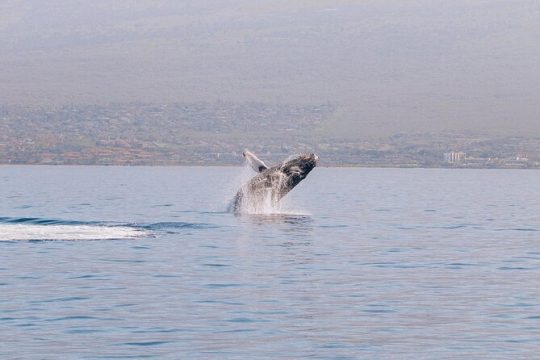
left=0, top=224, right=145, bottom=241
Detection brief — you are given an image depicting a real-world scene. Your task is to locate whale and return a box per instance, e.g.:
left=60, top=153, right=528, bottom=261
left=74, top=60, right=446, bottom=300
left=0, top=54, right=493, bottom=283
left=230, top=150, right=319, bottom=213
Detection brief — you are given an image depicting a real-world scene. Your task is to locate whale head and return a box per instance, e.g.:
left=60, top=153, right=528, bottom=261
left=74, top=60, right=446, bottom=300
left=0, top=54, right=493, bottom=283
left=278, top=153, right=319, bottom=190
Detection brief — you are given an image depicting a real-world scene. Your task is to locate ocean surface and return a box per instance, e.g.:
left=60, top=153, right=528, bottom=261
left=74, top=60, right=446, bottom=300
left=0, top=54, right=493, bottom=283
left=1, top=166, right=539, bottom=359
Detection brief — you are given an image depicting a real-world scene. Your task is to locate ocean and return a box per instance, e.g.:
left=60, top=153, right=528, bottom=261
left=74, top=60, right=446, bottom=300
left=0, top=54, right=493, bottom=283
left=1, top=166, right=539, bottom=359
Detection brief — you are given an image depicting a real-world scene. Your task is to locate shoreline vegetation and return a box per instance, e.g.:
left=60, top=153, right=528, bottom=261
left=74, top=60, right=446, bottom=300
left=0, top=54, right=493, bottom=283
left=1, top=164, right=539, bottom=170
left=2, top=102, right=539, bottom=169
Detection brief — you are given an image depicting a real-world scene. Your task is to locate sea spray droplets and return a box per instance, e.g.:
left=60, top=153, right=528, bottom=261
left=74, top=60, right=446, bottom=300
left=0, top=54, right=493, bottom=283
left=237, top=171, right=287, bottom=214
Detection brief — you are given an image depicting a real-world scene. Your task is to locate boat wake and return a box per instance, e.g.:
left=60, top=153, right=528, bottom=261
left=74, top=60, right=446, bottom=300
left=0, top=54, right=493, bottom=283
left=0, top=217, right=145, bottom=241
left=0, top=217, right=221, bottom=241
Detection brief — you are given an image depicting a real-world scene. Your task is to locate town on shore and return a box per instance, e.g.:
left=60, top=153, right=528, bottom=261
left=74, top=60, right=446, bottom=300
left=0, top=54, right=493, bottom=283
left=1, top=102, right=539, bottom=169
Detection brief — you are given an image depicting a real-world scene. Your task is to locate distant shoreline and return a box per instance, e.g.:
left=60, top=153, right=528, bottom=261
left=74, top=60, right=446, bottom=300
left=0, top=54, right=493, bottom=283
left=1, top=163, right=539, bottom=170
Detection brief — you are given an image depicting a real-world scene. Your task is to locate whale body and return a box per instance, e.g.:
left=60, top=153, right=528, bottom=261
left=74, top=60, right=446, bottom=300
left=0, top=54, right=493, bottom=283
left=230, top=150, right=318, bottom=213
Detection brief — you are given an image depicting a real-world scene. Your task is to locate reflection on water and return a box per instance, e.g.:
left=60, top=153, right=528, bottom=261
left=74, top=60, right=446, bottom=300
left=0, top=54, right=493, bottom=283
left=238, top=213, right=312, bottom=225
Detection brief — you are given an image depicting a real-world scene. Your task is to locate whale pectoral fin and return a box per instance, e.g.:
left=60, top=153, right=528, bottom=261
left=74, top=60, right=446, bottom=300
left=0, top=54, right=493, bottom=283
left=243, top=149, right=269, bottom=173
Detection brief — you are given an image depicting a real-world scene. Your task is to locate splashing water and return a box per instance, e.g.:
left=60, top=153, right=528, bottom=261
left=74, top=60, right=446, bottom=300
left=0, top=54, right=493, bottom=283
left=240, top=170, right=284, bottom=214
left=238, top=187, right=282, bottom=214
left=232, top=163, right=307, bottom=215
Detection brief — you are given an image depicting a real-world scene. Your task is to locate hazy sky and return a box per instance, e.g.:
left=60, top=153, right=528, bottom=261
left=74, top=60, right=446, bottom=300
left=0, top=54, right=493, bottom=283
left=1, top=0, right=539, bottom=137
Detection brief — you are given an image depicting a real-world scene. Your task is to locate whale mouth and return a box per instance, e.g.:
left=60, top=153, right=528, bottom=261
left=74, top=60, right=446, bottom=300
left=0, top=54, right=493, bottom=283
left=303, top=153, right=319, bottom=168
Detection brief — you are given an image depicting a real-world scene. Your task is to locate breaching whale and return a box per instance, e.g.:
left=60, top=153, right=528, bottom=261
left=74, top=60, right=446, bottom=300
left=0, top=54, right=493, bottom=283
left=230, top=150, right=319, bottom=213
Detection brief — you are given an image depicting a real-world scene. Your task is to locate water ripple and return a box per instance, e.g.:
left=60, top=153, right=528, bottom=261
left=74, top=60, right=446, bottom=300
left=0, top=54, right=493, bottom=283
left=2, top=167, right=540, bottom=359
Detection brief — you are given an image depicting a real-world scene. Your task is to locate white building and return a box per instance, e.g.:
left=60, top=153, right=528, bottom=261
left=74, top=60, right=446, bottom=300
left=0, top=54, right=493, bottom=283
left=444, top=151, right=465, bottom=164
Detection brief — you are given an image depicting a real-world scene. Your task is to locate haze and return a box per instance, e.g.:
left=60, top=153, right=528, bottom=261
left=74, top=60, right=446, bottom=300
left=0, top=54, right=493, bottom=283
left=1, top=0, right=539, bottom=138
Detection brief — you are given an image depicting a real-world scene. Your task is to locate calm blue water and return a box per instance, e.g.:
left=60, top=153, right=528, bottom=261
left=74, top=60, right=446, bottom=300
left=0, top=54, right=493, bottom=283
left=1, top=166, right=540, bottom=359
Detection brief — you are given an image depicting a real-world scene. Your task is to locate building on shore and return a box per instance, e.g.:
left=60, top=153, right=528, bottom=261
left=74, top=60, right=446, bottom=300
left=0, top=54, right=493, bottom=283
left=444, top=151, right=466, bottom=164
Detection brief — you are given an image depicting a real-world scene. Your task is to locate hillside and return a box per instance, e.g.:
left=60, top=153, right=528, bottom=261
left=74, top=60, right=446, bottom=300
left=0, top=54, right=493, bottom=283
left=2, top=102, right=540, bottom=168
left=1, top=1, right=540, bottom=139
